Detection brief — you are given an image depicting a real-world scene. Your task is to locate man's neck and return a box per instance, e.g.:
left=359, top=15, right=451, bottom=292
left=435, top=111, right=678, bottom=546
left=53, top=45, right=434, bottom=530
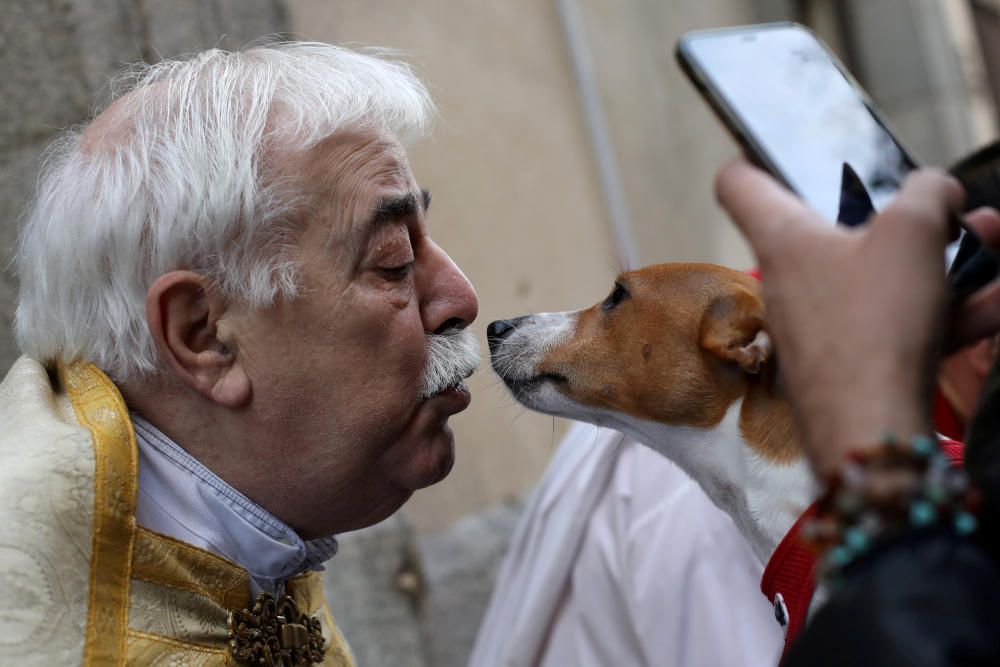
left=122, top=379, right=284, bottom=524
left=130, top=413, right=338, bottom=594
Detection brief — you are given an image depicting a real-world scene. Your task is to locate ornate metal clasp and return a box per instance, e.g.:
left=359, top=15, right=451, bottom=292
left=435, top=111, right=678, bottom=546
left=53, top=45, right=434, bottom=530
left=228, top=592, right=326, bottom=666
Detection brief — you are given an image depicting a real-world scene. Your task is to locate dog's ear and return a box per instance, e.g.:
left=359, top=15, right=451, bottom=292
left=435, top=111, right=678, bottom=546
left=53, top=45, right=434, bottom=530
left=699, top=287, right=771, bottom=374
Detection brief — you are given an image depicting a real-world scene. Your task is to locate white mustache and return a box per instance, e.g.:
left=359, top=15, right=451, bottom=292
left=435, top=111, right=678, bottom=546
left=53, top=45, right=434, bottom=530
left=420, top=327, right=481, bottom=399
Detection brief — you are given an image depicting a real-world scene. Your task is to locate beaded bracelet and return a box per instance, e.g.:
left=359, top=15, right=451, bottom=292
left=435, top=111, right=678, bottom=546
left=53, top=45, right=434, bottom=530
left=803, top=433, right=981, bottom=584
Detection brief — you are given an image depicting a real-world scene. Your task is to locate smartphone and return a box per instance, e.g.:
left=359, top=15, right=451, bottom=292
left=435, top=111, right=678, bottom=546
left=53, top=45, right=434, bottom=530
left=677, top=22, right=920, bottom=228
left=677, top=21, right=996, bottom=313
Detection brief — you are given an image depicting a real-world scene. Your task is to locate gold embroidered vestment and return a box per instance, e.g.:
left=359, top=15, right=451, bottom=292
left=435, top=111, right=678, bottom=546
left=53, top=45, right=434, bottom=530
left=0, top=357, right=354, bottom=666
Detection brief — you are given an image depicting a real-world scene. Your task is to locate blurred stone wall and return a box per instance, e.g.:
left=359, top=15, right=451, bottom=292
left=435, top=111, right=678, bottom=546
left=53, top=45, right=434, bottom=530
left=842, top=0, right=995, bottom=166
left=0, top=0, right=287, bottom=372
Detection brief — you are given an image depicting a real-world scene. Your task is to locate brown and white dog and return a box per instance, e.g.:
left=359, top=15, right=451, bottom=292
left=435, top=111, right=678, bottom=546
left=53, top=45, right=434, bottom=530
left=488, top=263, right=817, bottom=568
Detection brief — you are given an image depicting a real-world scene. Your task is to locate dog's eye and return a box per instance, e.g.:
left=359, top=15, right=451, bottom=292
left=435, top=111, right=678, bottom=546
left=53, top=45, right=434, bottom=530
left=602, top=282, right=628, bottom=311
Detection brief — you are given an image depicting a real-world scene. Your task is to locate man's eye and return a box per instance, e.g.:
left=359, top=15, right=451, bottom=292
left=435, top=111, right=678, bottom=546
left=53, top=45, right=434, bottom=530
left=602, top=282, right=628, bottom=311
left=379, top=263, right=413, bottom=281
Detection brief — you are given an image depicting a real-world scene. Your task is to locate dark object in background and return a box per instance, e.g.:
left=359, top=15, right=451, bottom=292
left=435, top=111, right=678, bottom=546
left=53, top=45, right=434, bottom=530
left=948, top=141, right=1000, bottom=304
left=951, top=140, right=1000, bottom=211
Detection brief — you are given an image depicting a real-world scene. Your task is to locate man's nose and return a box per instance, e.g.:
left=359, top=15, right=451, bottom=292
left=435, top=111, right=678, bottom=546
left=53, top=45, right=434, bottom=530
left=421, top=240, right=479, bottom=333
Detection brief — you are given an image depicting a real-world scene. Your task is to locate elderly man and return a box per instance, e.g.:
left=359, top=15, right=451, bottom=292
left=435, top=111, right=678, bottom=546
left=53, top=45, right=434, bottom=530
left=1, top=42, right=479, bottom=666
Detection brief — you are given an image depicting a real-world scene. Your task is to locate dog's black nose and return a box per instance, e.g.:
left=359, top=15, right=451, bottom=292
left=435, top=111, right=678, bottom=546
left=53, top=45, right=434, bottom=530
left=487, top=319, right=517, bottom=340
left=487, top=318, right=522, bottom=354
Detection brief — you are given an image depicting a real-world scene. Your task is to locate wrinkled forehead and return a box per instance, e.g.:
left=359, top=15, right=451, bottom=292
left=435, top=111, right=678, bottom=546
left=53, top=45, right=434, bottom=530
left=299, top=128, right=413, bottom=198
left=289, top=128, right=416, bottom=238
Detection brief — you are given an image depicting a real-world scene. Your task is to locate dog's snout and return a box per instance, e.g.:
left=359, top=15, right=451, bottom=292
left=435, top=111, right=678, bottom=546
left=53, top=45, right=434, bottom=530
left=487, top=319, right=517, bottom=340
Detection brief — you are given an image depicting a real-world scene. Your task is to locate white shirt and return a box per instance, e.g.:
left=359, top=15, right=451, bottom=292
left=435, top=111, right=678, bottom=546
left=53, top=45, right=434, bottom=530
left=132, top=414, right=338, bottom=595
left=470, top=423, right=783, bottom=667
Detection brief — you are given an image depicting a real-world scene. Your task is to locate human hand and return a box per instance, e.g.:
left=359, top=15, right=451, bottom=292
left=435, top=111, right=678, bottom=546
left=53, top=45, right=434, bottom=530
left=715, top=158, right=1000, bottom=476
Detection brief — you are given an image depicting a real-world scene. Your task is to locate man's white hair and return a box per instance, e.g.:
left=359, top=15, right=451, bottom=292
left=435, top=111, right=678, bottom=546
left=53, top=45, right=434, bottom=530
left=14, top=41, right=434, bottom=381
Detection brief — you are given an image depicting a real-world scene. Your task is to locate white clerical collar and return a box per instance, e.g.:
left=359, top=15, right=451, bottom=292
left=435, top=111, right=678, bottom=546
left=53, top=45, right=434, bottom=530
left=131, top=413, right=338, bottom=595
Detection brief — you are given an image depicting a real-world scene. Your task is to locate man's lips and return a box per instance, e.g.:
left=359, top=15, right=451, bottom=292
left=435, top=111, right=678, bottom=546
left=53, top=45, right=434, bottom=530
left=424, top=381, right=472, bottom=414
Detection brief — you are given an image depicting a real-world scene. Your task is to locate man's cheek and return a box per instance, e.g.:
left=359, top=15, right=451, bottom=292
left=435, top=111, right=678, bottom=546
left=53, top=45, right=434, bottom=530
left=387, top=321, right=430, bottom=372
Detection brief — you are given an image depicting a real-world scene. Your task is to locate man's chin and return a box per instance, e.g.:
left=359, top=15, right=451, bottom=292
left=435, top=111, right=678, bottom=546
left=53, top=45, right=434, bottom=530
left=384, top=423, right=457, bottom=491
left=419, top=438, right=455, bottom=488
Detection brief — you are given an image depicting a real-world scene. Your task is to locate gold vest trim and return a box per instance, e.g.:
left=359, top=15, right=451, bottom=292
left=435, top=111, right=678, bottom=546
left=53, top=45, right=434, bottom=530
left=126, top=629, right=230, bottom=666
left=133, top=526, right=252, bottom=611
left=59, top=361, right=139, bottom=666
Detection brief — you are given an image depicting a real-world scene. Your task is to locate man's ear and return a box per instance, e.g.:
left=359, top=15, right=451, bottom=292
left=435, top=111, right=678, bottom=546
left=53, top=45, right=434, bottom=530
left=699, top=287, right=772, bottom=374
left=146, top=271, right=251, bottom=408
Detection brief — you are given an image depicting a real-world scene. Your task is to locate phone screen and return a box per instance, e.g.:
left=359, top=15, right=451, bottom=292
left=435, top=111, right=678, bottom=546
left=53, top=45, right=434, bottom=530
left=680, top=24, right=917, bottom=226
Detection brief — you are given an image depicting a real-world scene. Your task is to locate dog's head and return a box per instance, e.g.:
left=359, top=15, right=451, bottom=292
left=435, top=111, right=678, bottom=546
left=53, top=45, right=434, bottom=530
left=488, top=263, right=772, bottom=430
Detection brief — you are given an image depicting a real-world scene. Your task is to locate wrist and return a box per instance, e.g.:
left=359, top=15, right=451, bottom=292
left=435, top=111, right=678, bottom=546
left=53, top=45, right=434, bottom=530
left=804, top=393, right=933, bottom=478
left=805, top=433, right=979, bottom=585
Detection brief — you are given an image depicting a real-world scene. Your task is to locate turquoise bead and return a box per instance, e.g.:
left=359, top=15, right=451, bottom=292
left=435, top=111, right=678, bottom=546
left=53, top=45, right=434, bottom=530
left=843, top=527, right=869, bottom=552
left=954, top=512, right=978, bottom=536
left=910, top=501, right=937, bottom=526
left=912, top=435, right=936, bottom=457
left=827, top=546, right=853, bottom=568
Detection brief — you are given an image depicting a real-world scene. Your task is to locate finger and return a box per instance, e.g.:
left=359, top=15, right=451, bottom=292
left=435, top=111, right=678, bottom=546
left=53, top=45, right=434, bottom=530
left=903, top=169, right=965, bottom=213
left=950, top=280, right=1000, bottom=348
left=714, top=158, right=822, bottom=252
left=877, top=169, right=964, bottom=237
left=964, top=207, right=1000, bottom=249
